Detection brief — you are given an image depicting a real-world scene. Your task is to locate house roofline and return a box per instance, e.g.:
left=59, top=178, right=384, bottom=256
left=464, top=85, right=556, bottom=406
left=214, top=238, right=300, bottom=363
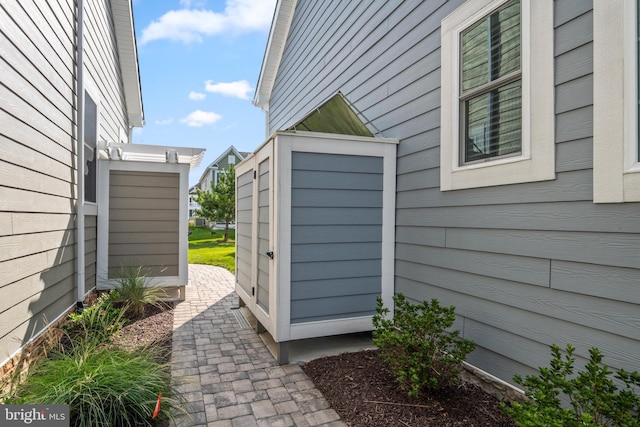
left=196, top=145, right=247, bottom=187
left=253, top=0, right=297, bottom=109
left=111, top=0, right=144, bottom=127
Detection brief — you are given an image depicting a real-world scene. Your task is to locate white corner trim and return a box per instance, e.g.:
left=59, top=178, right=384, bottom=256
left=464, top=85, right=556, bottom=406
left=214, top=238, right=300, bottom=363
left=440, top=0, right=555, bottom=191
left=593, top=0, right=640, bottom=203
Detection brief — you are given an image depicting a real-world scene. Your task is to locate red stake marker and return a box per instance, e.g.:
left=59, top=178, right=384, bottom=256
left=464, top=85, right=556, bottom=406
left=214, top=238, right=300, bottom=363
left=153, top=392, right=162, bottom=419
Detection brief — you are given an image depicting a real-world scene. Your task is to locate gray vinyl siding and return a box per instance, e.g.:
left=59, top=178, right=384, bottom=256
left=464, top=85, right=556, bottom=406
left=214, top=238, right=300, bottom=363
left=0, top=0, right=77, bottom=362
left=267, top=0, right=640, bottom=384
left=290, top=152, right=383, bottom=324
left=0, top=0, right=136, bottom=364
left=236, top=169, right=254, bottom=296
left=257, top=159, right=270, bottom=313
left=85, top=215, right=98, bottom=291
left=84, top=0, right=129, bottom=138
left=108, top=171, right=180, bottom=278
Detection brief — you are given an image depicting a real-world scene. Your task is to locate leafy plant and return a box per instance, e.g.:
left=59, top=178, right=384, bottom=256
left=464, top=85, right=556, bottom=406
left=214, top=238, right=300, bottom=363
left=109, top=265, right=168, bottom=319
left=372, top=293, right=476, bottom=397
left=502, top=344, right=640, bottom=426
left=194, top=165, right=236, bottom=242
left=13, top=339, right=187, bottom=426
left=66, top=292, right=127, bottom=344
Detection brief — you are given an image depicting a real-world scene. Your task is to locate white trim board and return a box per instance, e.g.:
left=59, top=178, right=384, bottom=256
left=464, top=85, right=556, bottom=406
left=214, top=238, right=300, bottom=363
left=593, top=0, right=640, bottom=203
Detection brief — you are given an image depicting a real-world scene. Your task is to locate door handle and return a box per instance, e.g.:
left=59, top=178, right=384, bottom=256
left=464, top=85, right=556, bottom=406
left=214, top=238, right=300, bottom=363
left=266, top=251, right=274, bottom=259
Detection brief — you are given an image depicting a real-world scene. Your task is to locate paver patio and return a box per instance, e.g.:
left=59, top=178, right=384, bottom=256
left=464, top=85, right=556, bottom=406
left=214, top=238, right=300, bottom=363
left=170, top=264, right=346, bottom=427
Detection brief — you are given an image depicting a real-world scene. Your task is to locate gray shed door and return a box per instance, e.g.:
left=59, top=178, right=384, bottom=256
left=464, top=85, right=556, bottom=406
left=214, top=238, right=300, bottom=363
left=236, top=168, right=254, bottom=296
left=256, top=157, right=270, bottom=314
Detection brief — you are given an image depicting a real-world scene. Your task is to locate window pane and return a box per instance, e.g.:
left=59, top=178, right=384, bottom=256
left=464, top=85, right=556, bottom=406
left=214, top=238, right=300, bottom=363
left=84, top=91, right=97, bottom=203
left=464, top=79, right=522, bottom=162
left=462, top=0, right=520, bottom=93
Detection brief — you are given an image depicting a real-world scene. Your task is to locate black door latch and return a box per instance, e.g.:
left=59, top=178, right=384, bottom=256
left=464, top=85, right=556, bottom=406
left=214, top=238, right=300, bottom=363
left=266, top=251, right=274, bottom=259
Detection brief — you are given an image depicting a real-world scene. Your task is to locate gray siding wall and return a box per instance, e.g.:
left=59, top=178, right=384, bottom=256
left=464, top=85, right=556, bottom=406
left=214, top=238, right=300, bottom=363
left=257, top=159, right=270, bottom=313
left=267, top=0, right=640, bottom=383
left=0, top=0, right=76, bottom=363
left=108, top=171, right=180, bottom=277
left=290, top=152, right=383, bottom=324
left=84, top=0, right=130, bottom=139
left=236, top=169, right=254, bottom=296
left=0, top=0, right=130, bottom=363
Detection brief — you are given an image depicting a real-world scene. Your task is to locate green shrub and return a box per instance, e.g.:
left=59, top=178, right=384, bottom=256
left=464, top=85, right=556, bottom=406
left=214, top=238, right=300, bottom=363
left=66, top=292, right=127, bottom=344
left=109, top=265, right=168, bottom=319
left=372, top=293, right=476, bottom=397
left=502, top=344, right=640, bottom=427
left=14, top=340, right=186, bottom=427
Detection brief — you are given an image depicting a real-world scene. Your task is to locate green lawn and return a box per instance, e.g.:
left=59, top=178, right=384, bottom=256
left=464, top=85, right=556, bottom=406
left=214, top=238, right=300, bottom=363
left=188, top=226, right=236, bottom=272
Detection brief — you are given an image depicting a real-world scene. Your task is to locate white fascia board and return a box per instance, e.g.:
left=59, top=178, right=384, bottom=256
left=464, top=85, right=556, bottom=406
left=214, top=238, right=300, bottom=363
left=110, top=0, right=144, bottom=127
left=253, top=0, right=298, bottom=108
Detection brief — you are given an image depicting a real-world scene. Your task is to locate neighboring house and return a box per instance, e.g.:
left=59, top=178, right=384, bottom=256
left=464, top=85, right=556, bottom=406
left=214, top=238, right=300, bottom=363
left=191, top=145, right=247, bottom=225
left=0, top=1, right=202, bottom=369
left=195, top=145, right=248, bottom=192
left=249, top=0, right=640, bottom=385
left=188, top=186, right=199, bottom=219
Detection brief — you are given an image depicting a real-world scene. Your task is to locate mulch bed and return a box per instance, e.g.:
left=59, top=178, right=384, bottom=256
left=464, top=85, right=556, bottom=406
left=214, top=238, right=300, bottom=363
left=111, top=303, right=174, bottom=354
left=302, top=349, right=517, bottom=427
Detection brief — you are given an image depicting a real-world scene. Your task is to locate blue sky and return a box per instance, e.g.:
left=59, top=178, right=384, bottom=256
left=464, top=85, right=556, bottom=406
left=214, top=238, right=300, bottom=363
left=131, top=0, right=277, bottom=186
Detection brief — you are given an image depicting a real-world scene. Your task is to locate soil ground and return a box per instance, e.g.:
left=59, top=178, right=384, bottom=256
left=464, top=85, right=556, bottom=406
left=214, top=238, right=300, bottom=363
left=302, top=349, right=518, bottom=427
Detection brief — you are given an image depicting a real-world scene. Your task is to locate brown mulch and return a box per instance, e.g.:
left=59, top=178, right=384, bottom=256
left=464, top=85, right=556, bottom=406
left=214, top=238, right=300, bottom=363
left=302, top=349, right=517, bottom=427
left=111, top=303, right=174, bottom=355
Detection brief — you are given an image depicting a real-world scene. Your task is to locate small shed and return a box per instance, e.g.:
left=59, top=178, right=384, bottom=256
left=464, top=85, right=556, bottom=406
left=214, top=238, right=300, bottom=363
left=96, top=142, right=205, bottom=298
left=235, top=130, right=397, bottom=363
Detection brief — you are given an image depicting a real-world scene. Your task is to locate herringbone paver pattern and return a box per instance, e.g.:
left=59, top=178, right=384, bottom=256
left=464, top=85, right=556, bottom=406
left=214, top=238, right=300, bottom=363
left=171, top=265, right=345, bottom=427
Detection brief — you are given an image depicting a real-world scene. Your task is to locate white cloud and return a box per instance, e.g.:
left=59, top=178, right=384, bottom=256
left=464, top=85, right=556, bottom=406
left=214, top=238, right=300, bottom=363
left=179, top=0, right=204, bottom=7
left=189, top=91, right=206, bottom=101
left=140, top=0, right=277, bottom=45
left=155, top=118, right=174, bottom=125
left=180, top=110, right=222, bottom=127
left=204, top=80, right=252, bottom=100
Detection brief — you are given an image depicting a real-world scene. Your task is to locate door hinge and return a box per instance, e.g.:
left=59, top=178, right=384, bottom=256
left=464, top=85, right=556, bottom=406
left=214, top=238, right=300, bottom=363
left=253, top=170, right=256, bottom=179
left=266, top=251, right=274, bottom=260
left=252, top=287, right=255, bottom=296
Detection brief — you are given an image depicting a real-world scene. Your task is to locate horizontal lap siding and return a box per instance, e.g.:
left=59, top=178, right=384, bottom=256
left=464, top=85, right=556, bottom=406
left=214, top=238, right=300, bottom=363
left=268, top=0, right=640, bottom=382
left=84, top=0, right=128, bottom=138
left=257, top=159, right=270, bottom=313
left=0, top=0, right=77, bottom=363
left=290, top=152, right=383, bottom=323
left=108, top=171, right=180, bottom=277
left=236, top=169, right=254, bottom=296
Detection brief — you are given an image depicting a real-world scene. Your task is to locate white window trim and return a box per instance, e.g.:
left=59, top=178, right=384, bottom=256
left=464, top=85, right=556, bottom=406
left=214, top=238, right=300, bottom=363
left=440, top=0, right=555, bottom=191
left=593, top=0, right=640, bottom=203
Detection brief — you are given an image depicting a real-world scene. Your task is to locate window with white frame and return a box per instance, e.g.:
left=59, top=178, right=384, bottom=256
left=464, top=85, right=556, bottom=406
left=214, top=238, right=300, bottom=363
left=593, top=0, right=640, bottom=203
left=84, top=90, right=98, bottom=203
left=440, top=0, right=554, bottom=191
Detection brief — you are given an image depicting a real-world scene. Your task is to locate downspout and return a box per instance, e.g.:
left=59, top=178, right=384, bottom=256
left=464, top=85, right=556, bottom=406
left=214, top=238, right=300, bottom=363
left=76, top=0, right=86, bottom=305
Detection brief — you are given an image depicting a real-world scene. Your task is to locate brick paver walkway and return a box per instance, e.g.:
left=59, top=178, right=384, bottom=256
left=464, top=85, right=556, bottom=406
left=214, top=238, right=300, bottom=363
left=171, top=264, right=346, bottom=427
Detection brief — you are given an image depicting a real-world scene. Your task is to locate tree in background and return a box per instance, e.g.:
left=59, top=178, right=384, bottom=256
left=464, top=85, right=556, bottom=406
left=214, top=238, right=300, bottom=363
left=195, top=165, right=236, bottom=242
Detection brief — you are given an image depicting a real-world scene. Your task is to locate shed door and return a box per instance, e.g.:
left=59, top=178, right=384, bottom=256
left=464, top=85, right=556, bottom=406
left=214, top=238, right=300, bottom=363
left=235, top=143, right=273, bottom=323
left=236, top=168, right=254, bottom=298
left=256, top=157, right=274, bottom=314
left=255, top=144, right=273, bottom=316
